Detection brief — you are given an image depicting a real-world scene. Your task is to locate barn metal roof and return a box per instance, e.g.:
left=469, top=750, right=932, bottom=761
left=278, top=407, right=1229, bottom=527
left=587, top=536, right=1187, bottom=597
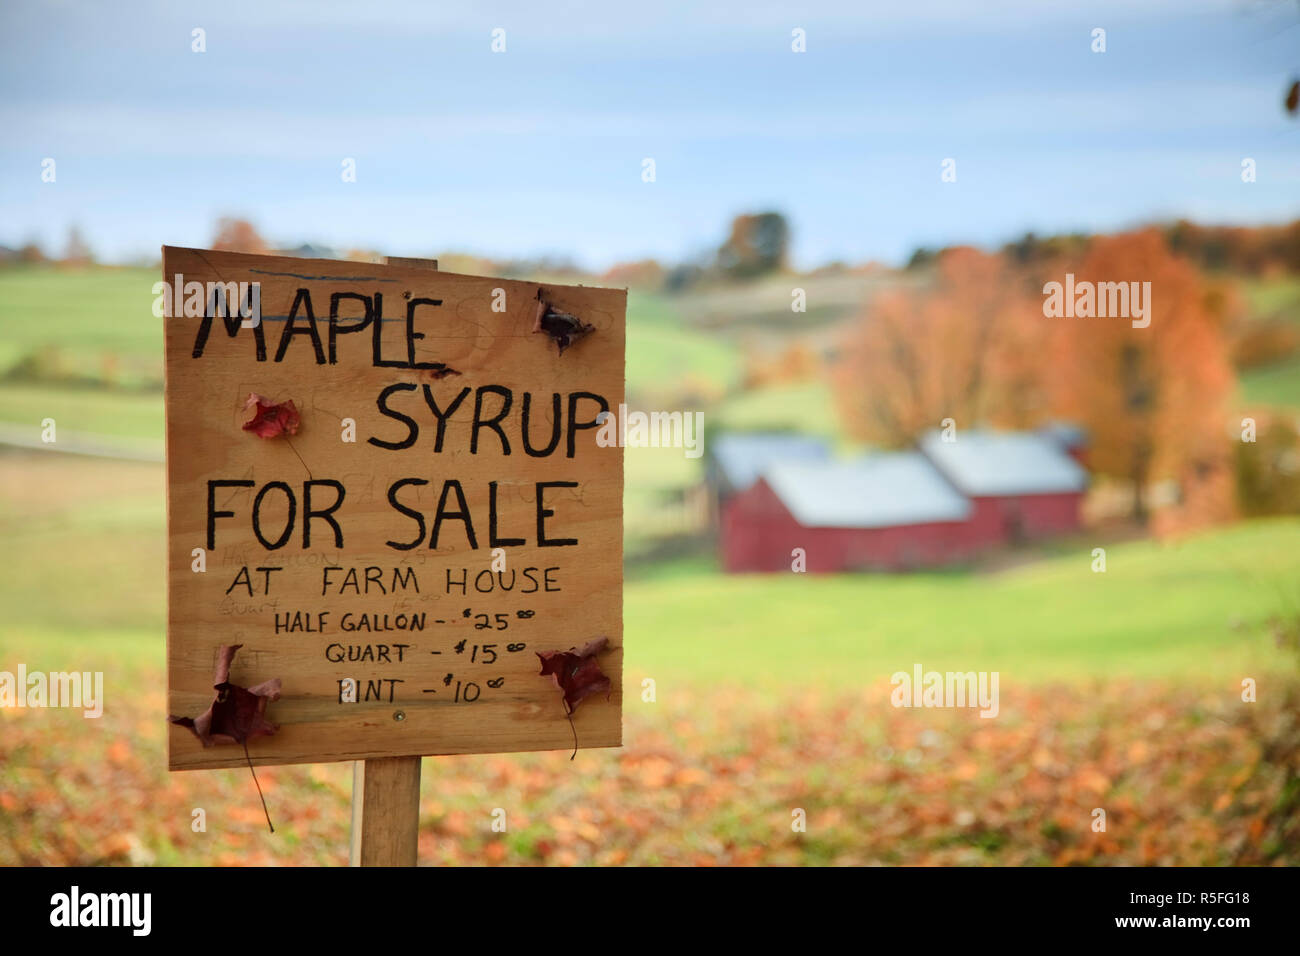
left=762, top=452, right=972, bottom=529
left=712, top=433, right=831, bottom=491
left=918, top=428, right=1088, bottom=496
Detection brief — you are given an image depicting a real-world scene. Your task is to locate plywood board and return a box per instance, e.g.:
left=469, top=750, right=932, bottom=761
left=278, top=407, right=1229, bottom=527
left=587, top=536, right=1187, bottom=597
left=163, top=247, right=624, bottom=770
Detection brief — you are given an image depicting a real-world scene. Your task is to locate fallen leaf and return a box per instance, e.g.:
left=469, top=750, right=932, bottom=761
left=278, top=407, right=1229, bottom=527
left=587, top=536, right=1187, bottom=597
left=537, top=637, right=612, bottom=717
left=241, top=393, right=301, bottom=438
left=169, top=644, right=281, bottom=748
left=169, top=643, right=281, bottom=832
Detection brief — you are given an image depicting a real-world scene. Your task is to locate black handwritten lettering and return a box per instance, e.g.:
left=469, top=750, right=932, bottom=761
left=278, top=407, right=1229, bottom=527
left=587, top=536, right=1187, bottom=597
left=471, top=385, right=513, bottom=455
left=521, top=391, right=562, bottom=457
left=275, top=288, right=327, bottom=364
left=328, top=292, right=374, bottom=363
left=430, top=480, right=477, bottom=550
left=536, top=481, right=578, bottom=547
left=369, top=383, right=420, bottom=451
left=252, top=481, right=296, bottom=550
left=421, top=385, right=470, bottom=452
left=566, top=391, right=609, bottom=458
left=303, top=479, right=345, bottom=548
left=207, top=479, right=255, bottom=550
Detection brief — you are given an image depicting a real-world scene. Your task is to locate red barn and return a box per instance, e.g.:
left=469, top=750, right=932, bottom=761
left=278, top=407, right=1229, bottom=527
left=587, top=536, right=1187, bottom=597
left=720, top=429, right=1088, bottom=573
left=706, top=432, right=831, bottom=526
left=918, top=430, right=1087, bottom=545
left=722, top=452, right=982, bottom=572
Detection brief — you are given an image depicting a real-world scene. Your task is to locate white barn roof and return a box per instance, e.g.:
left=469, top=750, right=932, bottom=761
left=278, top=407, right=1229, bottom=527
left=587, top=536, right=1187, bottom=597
left=712, top=433, right=831, bottom=492
left=762, top=452, right=971, bottom=529
left=918, top=429, right=1088, bottom=496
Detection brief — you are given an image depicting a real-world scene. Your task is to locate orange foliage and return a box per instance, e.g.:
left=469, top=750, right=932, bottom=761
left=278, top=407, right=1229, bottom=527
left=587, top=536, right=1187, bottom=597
left=835, top=247, right=1048, bottom=446
left=743, top=342, right=822, bottom=389
left=836, top=232, right=1239, bottom=524
left=1051, top=229, right=1237, bottom=522
left=211, top=218, right=269, bottom=255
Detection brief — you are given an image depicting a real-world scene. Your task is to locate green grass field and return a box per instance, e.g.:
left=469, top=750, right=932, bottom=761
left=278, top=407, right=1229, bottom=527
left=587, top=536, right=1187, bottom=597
left=0, top=266, right=160, bottom=365
left=713, top=380, right=841, bottom=439
left=624, top=291, right=741, bottom=399
left=628, top=523, right=1297, bottom=689
left=1240, top=354, right=1300, bottom=409
left=1241, top=276, right=1300, bottom=322
left=0, top=383, right=163, bottom=441
left=1236, top=277, right=1300, bottom=408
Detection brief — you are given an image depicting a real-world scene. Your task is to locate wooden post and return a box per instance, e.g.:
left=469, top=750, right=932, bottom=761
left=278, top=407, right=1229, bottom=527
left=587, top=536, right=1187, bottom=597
left=350, top=757, right=423, bottom=866
left=348, top=254, right=438, bottom=867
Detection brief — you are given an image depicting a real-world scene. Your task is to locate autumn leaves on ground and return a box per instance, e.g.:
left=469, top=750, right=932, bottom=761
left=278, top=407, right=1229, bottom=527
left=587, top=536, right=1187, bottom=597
left=4, top=673, right=1298, bottom=866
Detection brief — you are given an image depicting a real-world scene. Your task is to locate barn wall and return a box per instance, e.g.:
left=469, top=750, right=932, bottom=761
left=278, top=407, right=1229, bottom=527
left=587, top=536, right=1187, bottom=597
left=973, top=491, right=1082, bottom=542
left=721, top=480, right=789, bottom=572
left=722, top=480, right=997, bottom=573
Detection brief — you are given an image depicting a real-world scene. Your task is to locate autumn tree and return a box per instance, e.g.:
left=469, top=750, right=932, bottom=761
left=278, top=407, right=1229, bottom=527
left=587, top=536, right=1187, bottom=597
left=717, top=212, right=789, bottom=278
left=1051, top=229, right=1236, bottom=522
left=211, top=218, right=269, bottom=255
left=834, top=246, right=1050, bottom=446
left=18, top=241, right=46, bottom=264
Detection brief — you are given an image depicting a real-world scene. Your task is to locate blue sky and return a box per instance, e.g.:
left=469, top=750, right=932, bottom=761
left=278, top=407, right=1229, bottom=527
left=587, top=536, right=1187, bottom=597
left=1, top=0, right=1297, bottom=269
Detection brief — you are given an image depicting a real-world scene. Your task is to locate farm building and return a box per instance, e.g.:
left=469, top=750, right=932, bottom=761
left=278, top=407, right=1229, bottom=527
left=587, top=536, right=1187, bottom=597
left=722, top=452, right=975, bottom=572
left=719, top=428, right=1089, bottom=572
left=917, top=429, right=1088, bottom=545
left=706, top=433, right=831, bottom=522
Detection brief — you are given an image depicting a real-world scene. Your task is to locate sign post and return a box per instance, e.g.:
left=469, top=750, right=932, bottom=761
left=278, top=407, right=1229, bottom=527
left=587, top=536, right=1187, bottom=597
left=350, top=755, right=422, bottom=866
left=162, top=247, right=626, bottom=865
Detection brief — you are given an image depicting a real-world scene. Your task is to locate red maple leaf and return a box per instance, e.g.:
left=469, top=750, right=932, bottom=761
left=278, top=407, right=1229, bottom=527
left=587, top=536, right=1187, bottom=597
left=170, top=643, right=281, bottom=747
left=537, top=637, right=611, bottom=759
left=241, top=393, right=300, bottom=438
left=537, top=637, right=612, bottom=717
left=170, top=644, right=281, bottom=831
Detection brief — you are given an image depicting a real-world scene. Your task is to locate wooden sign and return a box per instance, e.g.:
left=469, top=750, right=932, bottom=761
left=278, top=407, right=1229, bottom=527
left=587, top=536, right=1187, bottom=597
left=163, top=247, right=625, bottom=770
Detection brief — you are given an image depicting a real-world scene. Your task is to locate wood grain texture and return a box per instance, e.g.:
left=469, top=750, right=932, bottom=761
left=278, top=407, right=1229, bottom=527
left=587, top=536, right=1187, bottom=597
left=163, top=247, right=625, bottom=770
left=350, top=756, right=422, bottom=866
